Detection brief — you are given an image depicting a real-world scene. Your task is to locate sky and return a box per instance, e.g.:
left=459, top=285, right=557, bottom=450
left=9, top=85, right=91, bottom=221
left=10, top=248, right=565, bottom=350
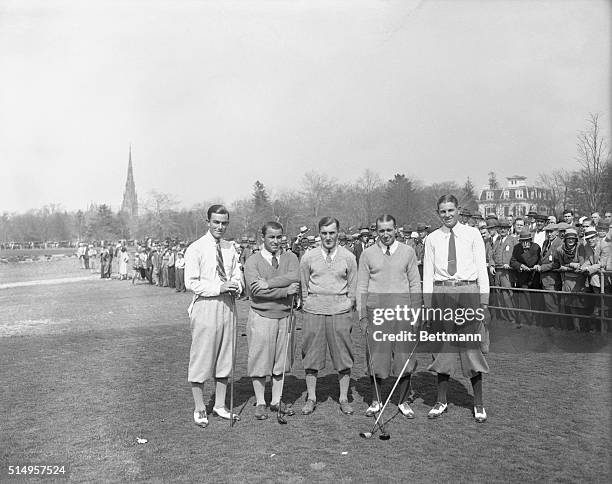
left=0, top=0, right=610, bottom=213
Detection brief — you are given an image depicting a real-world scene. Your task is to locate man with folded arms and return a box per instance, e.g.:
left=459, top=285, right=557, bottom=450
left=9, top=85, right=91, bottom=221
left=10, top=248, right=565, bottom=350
left=423, top=194, right=490, bottom=423
left=185, top=205, right=243, bottom=428
left=300, top=216, right=358, bottom=415
left=244, top=221, right=300, bottom=420
left=357, top=214, right=422, bottom=418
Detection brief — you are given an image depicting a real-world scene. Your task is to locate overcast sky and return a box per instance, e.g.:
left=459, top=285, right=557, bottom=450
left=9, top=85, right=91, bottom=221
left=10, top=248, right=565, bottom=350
left=1, top=0, right=610, bottom=213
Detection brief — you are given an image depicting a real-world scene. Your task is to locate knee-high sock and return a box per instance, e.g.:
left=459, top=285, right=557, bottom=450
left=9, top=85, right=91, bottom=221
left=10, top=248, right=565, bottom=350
left=214, top=378, right=228, bottom=409
left=271, top=375, right=283, bottom=405
left=397, top=374, right=411, bottom=404
left=252, top=377, right=266, bottom=406
left=338, top=370, right=350, bottom=401
left=437, top=373, right=450, bottom=404
left=191, top=382, right=206, bottom=412
left=470, top=372, right=483, bottom=407
left=305, top=370, right=317, bottom=401
left=371, top=376, right=382, bottom=403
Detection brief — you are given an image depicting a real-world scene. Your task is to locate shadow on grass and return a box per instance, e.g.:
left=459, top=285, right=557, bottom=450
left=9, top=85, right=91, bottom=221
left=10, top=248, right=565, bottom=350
left=353, top=371, right=474, bottom=410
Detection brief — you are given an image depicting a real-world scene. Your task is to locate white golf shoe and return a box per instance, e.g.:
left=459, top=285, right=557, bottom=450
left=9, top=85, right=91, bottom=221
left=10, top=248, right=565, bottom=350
left=365, top=401, right=381, bottom=417
left=474, top=406, right=487, bottom=423
left=427, top=402, right=448, bottom=419
left=193, top=409, right=209, bottom=428
left=398, top=402, right=415, bottom=419
left=212, top=407, right=240, bottom=421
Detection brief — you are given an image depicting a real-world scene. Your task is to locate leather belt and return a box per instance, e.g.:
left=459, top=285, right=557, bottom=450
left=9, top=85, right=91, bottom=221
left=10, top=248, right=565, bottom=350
left=434, top=280, right=478, bottom=287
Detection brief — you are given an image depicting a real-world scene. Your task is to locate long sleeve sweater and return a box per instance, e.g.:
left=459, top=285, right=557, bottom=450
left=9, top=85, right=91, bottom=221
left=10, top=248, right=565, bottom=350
left=244, top=251, right=299, bottom=319
left=356, top=243, right=422, bottom=320
left=300, top=246, right=357, bottom=315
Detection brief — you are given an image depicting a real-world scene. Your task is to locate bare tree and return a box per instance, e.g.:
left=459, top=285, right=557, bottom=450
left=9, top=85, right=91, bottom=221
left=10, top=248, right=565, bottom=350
left=355, top=169, right=384, bottom=224
left=576, top=113, right=611, bottom=212
left=300, top=171, right=337, bottom=220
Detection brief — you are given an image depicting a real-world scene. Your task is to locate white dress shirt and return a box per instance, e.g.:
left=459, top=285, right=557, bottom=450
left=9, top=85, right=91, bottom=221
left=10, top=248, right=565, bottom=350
left=184, top=231, right=243, bottom=299
left=423, top=222, right=489, bottom=304
left=533, top=230, right=546, bottom=248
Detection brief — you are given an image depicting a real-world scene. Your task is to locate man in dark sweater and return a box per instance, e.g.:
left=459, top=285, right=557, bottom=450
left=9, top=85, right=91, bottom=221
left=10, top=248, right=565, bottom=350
left=244, top=222, right=300, bottom=420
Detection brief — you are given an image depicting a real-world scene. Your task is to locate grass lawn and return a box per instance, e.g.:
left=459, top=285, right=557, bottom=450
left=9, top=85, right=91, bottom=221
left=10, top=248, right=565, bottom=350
left=0, top=264, right=610, bottom=482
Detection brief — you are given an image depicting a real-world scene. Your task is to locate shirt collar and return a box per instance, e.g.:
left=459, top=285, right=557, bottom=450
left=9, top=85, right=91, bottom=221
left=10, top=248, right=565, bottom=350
left=260, top=247, right=280, bottom=264
left=378, top=240, right=399, bottom=255
left=440, top=222, right=461, bottom=235
left=321, top=246, right=338, bottom=260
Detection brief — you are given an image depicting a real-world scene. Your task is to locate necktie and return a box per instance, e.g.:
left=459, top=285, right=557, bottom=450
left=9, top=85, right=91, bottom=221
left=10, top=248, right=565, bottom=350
left=447, top=228, right=457, bottom=276
left=272, top=254, right=279, bottom=269
left=385, top=246, right=391, bottom=256
left=216, top=240, right=227, bottom=282
left=326, top=252, right=332, bottom=264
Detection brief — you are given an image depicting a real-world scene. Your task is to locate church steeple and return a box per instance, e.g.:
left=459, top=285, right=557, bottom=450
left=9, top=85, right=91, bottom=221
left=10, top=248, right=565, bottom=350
left=121, top=144, right=138, bottom=217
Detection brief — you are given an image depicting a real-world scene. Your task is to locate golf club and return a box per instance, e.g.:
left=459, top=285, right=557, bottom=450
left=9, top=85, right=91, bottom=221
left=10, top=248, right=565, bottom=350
left=360, top=338, right=420, bottom=440
left=229, top=294, right=237, bottom=428
left=360, top=328, right=389, bottom=440
left=277, top=295, right=296, bottom=425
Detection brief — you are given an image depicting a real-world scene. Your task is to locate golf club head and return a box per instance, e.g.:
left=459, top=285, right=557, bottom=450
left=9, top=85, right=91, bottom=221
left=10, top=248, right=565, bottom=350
left=277, top=414, right=288, bottom=425
left=379, top=433, right=390, bottom=440
left=359, top=432, right=374, bottom=439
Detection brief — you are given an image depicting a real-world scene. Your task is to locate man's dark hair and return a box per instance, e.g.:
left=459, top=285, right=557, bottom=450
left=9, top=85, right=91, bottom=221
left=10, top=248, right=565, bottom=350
left=436, top=194, right=459, bottom=209
left=563, top=209, right=573, bottom=216
left=207, top=204, right=229, bottom=221
left=514, top=217, right=524, bottom=224
left=318, top=216, right=340, bottom=231
left=376, top=214, right=396, bottom=229
left=261, top=221, right=284, bottom=237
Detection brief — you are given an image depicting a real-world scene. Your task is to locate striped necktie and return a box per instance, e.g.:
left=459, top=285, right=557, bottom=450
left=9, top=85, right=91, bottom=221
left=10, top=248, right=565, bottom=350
left=385, top=246, right=391, bottom=256
left=447, top=228, right=457, bottom=276
left=216, top=240, right=227, bottom=282
left=272, top=254, right=279, bottom=269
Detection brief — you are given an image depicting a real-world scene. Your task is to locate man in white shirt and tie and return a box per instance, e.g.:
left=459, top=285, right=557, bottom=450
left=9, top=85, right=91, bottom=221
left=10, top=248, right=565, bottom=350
left=184, top=205, right=243, bottom=428
left=423, top=194, right=490, bottom=423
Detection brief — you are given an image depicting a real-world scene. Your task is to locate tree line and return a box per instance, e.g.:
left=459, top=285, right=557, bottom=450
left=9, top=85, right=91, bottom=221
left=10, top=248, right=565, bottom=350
left=1, top=114, right=610, bottom=244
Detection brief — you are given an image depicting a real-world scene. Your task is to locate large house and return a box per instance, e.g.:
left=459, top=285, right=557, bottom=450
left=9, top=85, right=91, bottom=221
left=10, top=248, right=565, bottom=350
left=477, top=175, right=552, bottom=218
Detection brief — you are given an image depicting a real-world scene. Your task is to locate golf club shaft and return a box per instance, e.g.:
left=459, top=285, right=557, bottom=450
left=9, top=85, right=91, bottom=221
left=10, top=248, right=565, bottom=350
left=364, top=328, right=384, bottom=434
left=370, top=339, right=420, bottom=432
left=229, top=295, right=237, bottom=428
left=278, top=295, right=295, bottom=420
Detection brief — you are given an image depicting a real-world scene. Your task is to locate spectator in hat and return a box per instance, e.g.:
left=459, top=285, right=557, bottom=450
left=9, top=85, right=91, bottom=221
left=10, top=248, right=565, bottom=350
left=510, top=230, right=541, bottom=328
left=582, top=227, right=602, bottom=330
left=413, top=223, right=428, bottom=279
left=555, top=228, right=590, bottom=331
left=490, top=219, right=517, bottom=323
left=458, top=208, right=471, bottom=225
left=174, top=250, right=186, bottom=291
left=533, top=215, right=548, bottom=248
left=353, top=228, right=369, bottom=265
left=486, top=218, right=500, bottom=245
left=539, top=223, right=563, bottom=328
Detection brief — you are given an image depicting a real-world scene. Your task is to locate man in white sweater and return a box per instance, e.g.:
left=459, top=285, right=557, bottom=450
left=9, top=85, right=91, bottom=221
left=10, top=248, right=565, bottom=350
left=357, top=214, right=422, bottom=418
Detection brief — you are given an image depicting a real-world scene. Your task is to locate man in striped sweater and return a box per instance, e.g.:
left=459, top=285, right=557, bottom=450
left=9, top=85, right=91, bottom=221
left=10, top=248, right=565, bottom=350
left=357, top=214, right=422, bottom=418
left=244, top=222, right=300, bottom=420
left=300, top=216, right=358, bottom=416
